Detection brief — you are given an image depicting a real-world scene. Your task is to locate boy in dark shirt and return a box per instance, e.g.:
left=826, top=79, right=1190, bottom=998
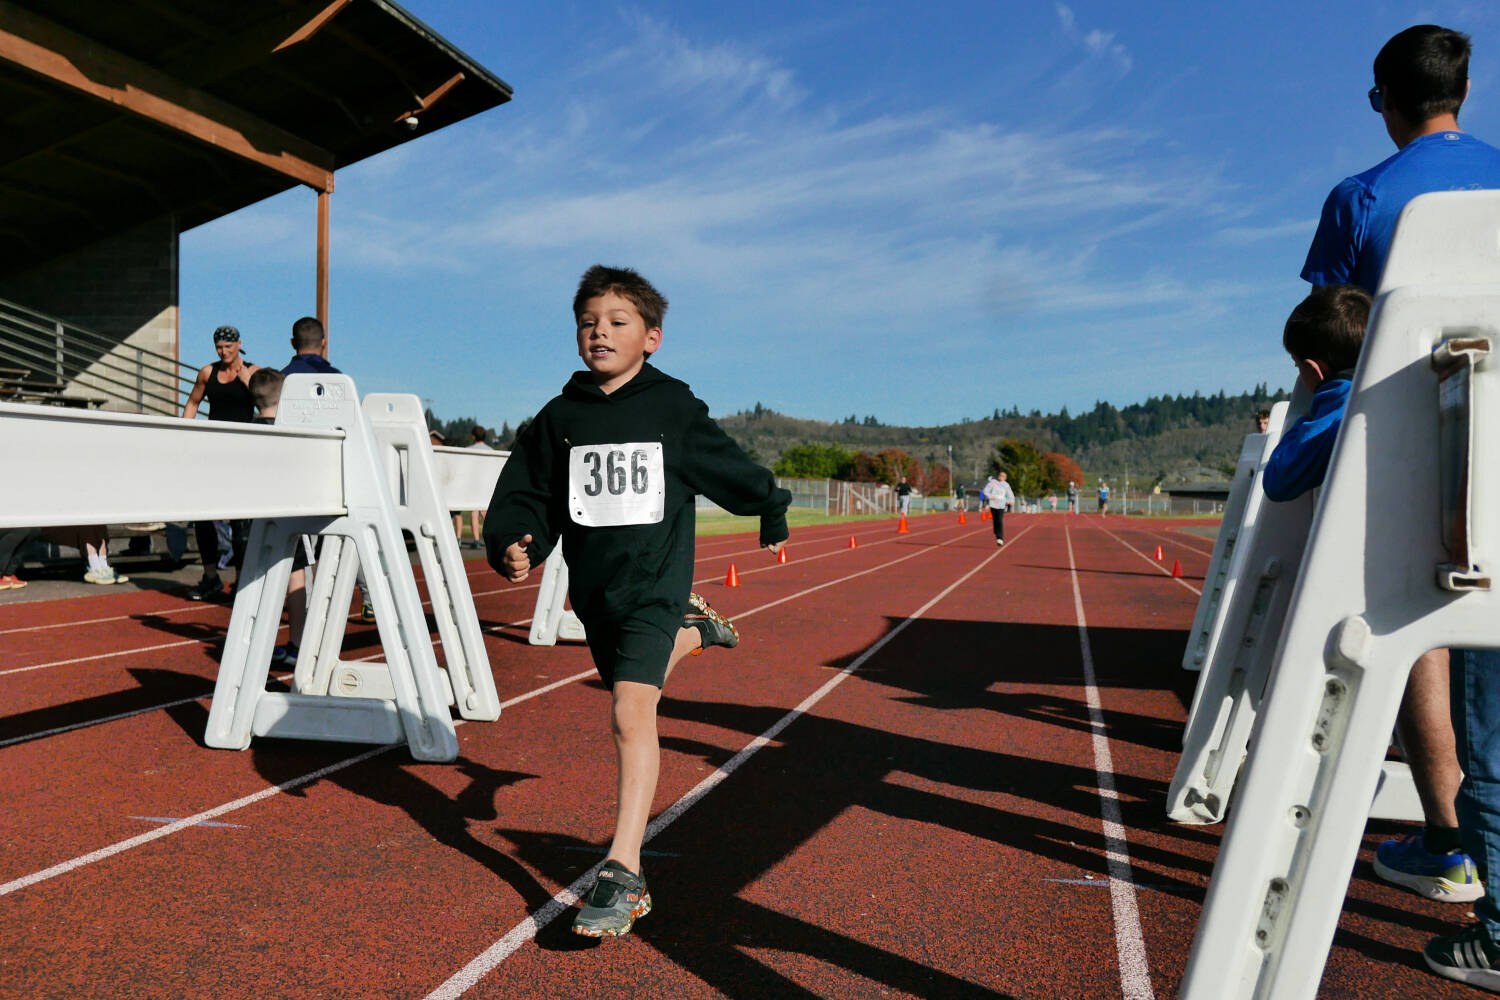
left=485, top=265, right=791, bottom=937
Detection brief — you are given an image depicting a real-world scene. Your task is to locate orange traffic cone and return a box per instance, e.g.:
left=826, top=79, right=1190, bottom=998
left=1154, top=545, right=1164, bottom=561
left=1171, top=559, right=1182, bottom=578
left=777, top=546, right=788, bottom=564
left=897, top=516, right=910, bottom=534
left=958, top=510, right=967, bottom=524
left=725, top=563, right=740, bottom=587
left=848, top=535, right=858, bottom=549
left=981, top=507, right=990, bottom=521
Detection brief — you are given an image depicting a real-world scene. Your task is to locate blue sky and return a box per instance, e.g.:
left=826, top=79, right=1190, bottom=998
left=179, top=1, right=1500, bottom=429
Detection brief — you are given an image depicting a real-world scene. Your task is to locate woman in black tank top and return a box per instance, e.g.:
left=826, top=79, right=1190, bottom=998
left=182, top=325, right=260, bottom=598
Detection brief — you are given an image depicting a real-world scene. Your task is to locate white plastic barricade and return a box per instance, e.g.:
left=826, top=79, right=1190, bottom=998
left=1180, top=190, right=1500, bottom=1000
left=1182, top=402, right=1286, bottom=678
left=529, top=552, right=587, bottom=645
left=293, top=394, right=501, bottom=725
left=0, top=374, right=508, bottom=763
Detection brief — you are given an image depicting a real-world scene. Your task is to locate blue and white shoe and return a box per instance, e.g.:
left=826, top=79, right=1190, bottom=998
left=1374, top=832, right=1484, bottom=902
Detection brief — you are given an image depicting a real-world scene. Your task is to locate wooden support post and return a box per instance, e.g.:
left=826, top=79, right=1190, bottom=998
left=317, top=189, right=330, bottom=355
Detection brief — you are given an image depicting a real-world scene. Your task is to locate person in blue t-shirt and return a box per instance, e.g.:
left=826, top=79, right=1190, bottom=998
left=1299, top=25, right=1500, bottom=990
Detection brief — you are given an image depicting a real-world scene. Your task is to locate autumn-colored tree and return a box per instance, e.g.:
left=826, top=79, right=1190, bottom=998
left=1042, top=452, right=1084, bottom=490
left=845, top=451, right=881, bottom=482
left=874, top=448, right=920, bottom=486
left=921, top=463, right=951, bottom=495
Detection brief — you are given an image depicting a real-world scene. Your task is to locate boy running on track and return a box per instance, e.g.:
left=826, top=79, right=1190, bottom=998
left=484, top=265, right=791, bottom=938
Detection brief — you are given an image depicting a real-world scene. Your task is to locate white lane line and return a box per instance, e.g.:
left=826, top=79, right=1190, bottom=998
left=0, top=604, right=220, bottom=637
left=422, top=541, right=1006, bottom=1000
left=1064, top=526, right=1155, bottom=1000
left=0, top=528, right=978, bottom=891
left=0, top=743, right=393, bottom=897
left=0, top=672, right=295, bottom=750
left=1, top=522, right=966, bottom=673
left=1, top=639, right=199, bottom=677
left=1098, top=526, right=1202, bottom=596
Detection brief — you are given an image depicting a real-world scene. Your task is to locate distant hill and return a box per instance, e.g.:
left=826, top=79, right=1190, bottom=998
left=715, top=386, right=1288, bottom=489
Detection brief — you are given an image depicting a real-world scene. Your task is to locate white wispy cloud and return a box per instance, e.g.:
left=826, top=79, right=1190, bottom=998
left=1055, top=3, right=1132, bottom=74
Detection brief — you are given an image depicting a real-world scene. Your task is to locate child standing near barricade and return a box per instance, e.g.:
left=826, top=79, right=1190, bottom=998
left=485, top=265, right=791, bottom=937
left=1262, top=285, right=1370, bottom=501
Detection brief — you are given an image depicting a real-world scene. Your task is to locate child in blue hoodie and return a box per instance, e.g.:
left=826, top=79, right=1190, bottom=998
left=1262, top=284, right=1370, bottom=501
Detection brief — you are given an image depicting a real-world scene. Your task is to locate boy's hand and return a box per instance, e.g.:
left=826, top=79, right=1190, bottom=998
left=502, top=534, right=533, bottom=582
left=765, top=539, right=787, bottom=557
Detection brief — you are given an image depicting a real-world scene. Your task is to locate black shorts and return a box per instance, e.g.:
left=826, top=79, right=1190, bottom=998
left=584, top=616, right=677, bottom=689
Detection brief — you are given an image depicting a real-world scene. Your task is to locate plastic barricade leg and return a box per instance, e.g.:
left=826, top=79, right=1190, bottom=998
left=205, top=374, right=459, bottom=763
left=529, top=552, right=586, bottom=645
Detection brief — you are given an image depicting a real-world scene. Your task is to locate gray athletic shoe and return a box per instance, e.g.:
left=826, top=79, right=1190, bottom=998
left=685, top=591, right=738, bottom=653
left=572, top=860, right=652, bottom=937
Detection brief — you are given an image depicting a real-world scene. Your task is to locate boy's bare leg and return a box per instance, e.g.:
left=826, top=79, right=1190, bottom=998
left=1397, top=648, right=1461, bottom=828
left=606, top=628, right=703, bottom=874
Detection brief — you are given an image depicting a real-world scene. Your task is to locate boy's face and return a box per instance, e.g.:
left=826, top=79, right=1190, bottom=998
left=576, top=291, right=661, bottom=393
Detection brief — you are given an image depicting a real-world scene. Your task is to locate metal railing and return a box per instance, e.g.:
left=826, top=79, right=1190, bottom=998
left=0, top=295, right=197, bottom=414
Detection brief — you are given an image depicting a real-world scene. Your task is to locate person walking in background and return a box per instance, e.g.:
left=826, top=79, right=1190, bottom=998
left=1097, top=480, right=1110, bottom=516
left=1067, top=480, right=1079, bottom=515
left=455, top=425, right=494, bottom=548
left=895, top=475, right=912, bottom=518
left=982, top=471, right=1014, bottom=546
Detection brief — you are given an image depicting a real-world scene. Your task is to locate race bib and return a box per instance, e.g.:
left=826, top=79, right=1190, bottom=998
left=568, top=443, right=666, bottom=527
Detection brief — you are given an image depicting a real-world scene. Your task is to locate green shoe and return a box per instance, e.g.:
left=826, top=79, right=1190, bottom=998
left=685, top=592, right=738, bottom=655
left=572, top=860, right=652, bottom=937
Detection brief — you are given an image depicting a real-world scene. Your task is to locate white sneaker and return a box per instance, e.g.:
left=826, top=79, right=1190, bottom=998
left=995, top=538, right=1003, bottom=546
left=84, top=567, right=115, bottom=584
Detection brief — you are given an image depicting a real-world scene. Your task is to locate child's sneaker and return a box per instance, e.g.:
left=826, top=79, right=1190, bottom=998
left=1374, top=831, right=1484, bottom=902
left=187, top=575, right=223, bottom=601
left=0, top=574, right=25, bottom=589
left=684, top=592, right=738, bottom=655
left=1425, top=924, right=1500, bottom=992
left=571, top=860, right=652, bottom=937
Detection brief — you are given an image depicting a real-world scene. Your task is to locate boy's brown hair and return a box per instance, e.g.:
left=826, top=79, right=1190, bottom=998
left=1283, top=284, right=1370, bottom=373
left=572, top=265, right=669, bottom=331
left=249, top=367, right=284, bottom=412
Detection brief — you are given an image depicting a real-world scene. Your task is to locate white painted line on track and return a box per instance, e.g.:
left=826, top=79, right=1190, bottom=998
left=1098, top=525, right=1203, bottom=596
left=0, top=603, right=219, bottom=637
left=1, top=639, right=199, bottom=676
left=0, top=524, right=982, bottom=892
left=1064, top=526, right=1155, bottom=1000
left=422, top=536, right=1008, bottom=1000
left=0, top=742, right=393, bottom=897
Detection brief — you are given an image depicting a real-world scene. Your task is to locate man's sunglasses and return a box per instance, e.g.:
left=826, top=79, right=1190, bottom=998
left=1368, top=85, right=1383, bottom=113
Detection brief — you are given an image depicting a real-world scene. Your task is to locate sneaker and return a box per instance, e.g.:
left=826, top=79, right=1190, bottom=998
left=996, top=538, right=1004, bottom=546
left=187, top=576, right=223, bottom=601
left=685, top=591, right=738, bottom=655
left=83, top=567, right=128, bottom=585
left=1425, top=924, right=1500, bottom=992
left=271, top=643, right=300, bottom=667
left=359, top=601, right=375, bottom=623
left=571, top=860, right=652, bottom=937
left=0, top=575, right=25, bottom=589
left=1374, top=832, right=1484, bottom=902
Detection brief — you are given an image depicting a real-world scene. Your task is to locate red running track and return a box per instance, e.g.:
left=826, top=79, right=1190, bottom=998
left=0, top=513, right=1473, bottom=999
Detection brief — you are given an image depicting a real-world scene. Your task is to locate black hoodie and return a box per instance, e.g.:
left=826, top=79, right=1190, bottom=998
left=484, top=362, right=791, bottom=638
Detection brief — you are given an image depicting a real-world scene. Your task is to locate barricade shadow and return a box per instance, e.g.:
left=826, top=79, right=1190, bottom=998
left=248, top=745, right=561, bottom=916
left=0, top=667, right=214, bottom=746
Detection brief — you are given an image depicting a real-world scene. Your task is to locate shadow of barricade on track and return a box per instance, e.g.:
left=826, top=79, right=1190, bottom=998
left=0, top=667, right=214, bottom=747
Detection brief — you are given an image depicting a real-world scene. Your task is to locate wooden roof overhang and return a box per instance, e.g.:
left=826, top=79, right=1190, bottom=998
left=0, top=0, right=512, bottom=324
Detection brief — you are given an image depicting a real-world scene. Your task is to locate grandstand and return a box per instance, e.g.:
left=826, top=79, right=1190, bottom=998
left=0, top=0, right=511, bottom=412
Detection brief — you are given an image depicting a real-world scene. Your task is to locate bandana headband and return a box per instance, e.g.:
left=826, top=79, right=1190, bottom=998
left=213, top=325, right=240, bottom=344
